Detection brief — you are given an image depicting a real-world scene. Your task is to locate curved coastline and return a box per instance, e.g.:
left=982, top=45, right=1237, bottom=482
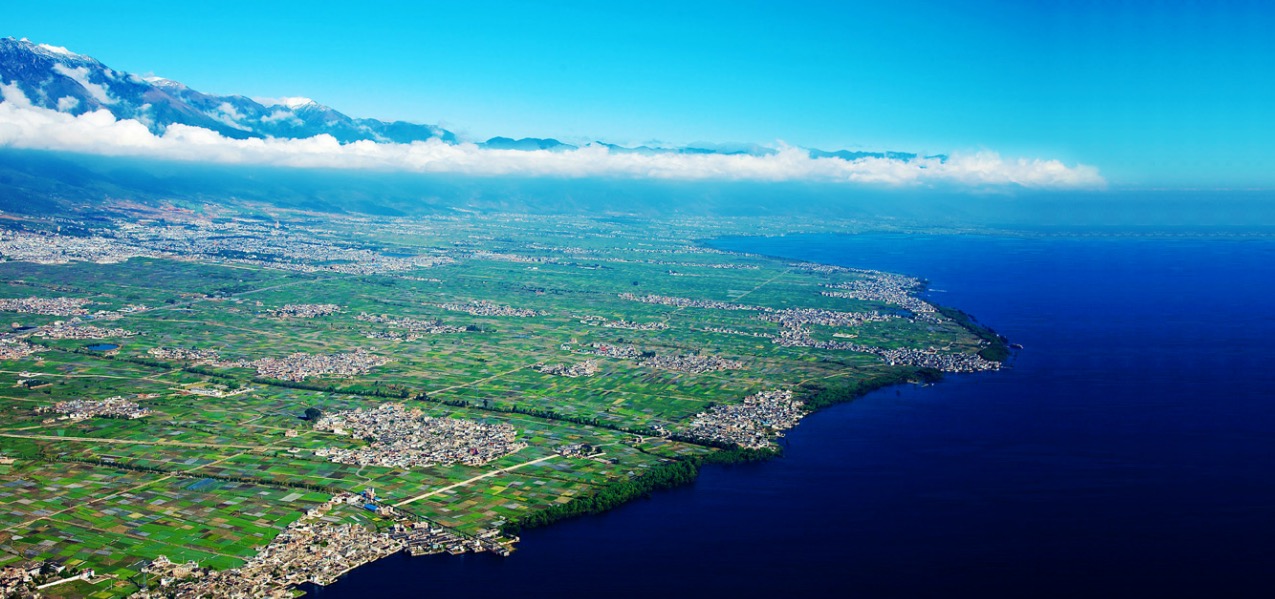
left=298, top=234, right=1010, bottom=595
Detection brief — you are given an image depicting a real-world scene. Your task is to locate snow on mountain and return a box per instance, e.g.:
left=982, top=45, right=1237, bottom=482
left=0, top=36, right=950, bottom=162
left=256, top=96, right=318, bottom=109
left=0, top=37, right=455, bottom=144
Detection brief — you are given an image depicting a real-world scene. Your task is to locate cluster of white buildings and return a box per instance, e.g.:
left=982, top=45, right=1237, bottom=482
left=758, top=307, right=893, bottom=328
left=137, top=498, right=404, bottom=598
left=597, top=318, right=668, bottom=331
left=618, top=292, right=760, bottom=312
left=30, top=323, right=137, bottom=340
left=355, top=313, right=470, bottom=340
left=1, top=219, right=457, bottom=276
left=640, top=352, right=742, bottom=374
left=582, top=342, right=646, bottom=360
left=693, top=325, right=773, bottom=338
left=534, top=360, right=599, bottom=377
left=251, top=350, right=388, bottom=382
left=37, top=396, right=150, bottom=420
left=147, top=346, right=221, bottom=363
left=0, top=339, right=41, bottom=361
left=684, top=390, right=806, bottom=449
left=821, top=273, right=939, bottom=318
left=0, top=230, right=157, bottom=264
left=267, top=303, right=342, bottom=318
left=314, top=404, right=526, bottom=468
left=772, top=328, right=1001, bottom=372
left=0, top=296, right=93, bottom=316
left=438, top=300, right=543, bottom=318
left=576, top=342, right=739, bottom=373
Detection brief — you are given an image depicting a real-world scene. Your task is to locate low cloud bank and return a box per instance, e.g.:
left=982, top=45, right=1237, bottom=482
left=0, top=85, right=1104, bottom=189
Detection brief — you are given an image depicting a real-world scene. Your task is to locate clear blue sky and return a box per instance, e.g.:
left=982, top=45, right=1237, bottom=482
left=6, top=0, right=1272, bottom=187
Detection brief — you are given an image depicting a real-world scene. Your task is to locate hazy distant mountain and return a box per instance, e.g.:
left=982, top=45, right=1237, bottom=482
left=0, top=37, right=455, bottom=144
left=480, top=137, right=577, bottom=151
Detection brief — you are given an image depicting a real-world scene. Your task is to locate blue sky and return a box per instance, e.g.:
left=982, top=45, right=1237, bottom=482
left=5, top=0, right=1272, bottom=187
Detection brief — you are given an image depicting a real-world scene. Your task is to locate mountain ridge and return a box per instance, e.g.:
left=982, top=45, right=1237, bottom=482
left=0, top=36, right=943, bottom=162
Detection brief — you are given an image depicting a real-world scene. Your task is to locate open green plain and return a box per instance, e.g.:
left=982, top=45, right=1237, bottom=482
left=0, top=211, right=996, bottom=597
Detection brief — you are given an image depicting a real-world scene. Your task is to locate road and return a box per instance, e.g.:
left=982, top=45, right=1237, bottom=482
left=394, top=453, right=560, bottom=508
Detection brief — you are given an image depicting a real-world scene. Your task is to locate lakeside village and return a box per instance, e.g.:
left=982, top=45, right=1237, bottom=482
left=130, top=491, right=511, bottom=599
left=0, top=491, right=507, bottom=599
left=0, top=389, right=807, bottom=598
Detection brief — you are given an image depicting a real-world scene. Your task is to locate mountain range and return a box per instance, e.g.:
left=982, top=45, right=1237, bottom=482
left=0, top=37, right=938, bottom=162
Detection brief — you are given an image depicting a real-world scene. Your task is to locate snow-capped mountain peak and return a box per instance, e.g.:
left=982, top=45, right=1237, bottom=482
left=0, top=37, right=455, bottom=144
left=256, top=96, right=318, bottom=109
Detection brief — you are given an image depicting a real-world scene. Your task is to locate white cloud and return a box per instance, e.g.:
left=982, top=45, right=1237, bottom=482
left=261, top=108, right=302, bottom=125
left=51, top=64, right=115, bottom=105
left=0, top=86, right=1104, bottom=189
left=56, top=96, right=79, bottom=112
left=214, top=102, right=251, bottom=131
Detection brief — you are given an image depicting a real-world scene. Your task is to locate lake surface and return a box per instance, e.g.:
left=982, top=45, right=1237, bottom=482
left=85, top=343, right=119, bottom=351
left=308, top=230, right=1275, bottom=598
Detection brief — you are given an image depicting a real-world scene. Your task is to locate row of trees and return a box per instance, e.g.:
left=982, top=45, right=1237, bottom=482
left=501, top=445, right=782, bottom=534
left=798, top=366, right=943, bottom=411
left=409, top=392, right=668, bottom=441
left=933, top=305, right=1012, bottom=362
left=44, top=454, right=336, bottom=494
left=502, top=459, right=698, bottom=534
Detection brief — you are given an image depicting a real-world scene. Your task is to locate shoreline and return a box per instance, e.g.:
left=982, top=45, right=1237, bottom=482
left=135, top=235, right=1009, bottom=597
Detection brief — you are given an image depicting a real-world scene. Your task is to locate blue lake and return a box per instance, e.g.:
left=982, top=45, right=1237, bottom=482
left=85, top=343, right=119, bottom=351
left=308, top=231, right=1275, bottom=598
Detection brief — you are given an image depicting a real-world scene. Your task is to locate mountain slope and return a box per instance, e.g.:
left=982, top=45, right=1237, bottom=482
left=0, top=37, right=455, bottom=144
left=0, top=37, right=947, bottom=163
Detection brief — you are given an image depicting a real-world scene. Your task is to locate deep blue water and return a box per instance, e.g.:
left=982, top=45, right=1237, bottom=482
left=85, top=343, right=119, bottom=351
left=308, top=231, right=1275, bottom=598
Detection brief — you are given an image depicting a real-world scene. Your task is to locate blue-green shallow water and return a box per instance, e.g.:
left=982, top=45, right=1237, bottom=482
left=305, top=232, right=1275, bottom=598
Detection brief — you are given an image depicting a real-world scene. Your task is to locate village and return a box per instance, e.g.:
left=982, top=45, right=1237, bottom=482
left=29, top=323, right=138, bottom=341
left=36, top=396, right=151, bottom=421
left=759, top=306, right=894, bottom=328
left=0, top=296, right=93, bottom=316
left=248, top=349, right=389, bottom=381
left=313, top=404, right=527, bottom=468
left=773, top=327, right=1001, bottom=372
left=438, top=300, right=544, bottom=318
left=535, top=360, right=600, bottom=377
left=355, top=312, right=471, bottom=340
left=683, top=389, right=806, bottom=449
left=618, top=292, right=764, bottom=312
left=266, top=303, right=342, bottom=318
left=134, top=489, right=512, bottom=598
left=821, top=272, right=939, bottom=317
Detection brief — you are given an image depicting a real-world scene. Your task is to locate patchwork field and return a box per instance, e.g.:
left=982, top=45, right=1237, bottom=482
left=0, top=211, right=1001, bottom=597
